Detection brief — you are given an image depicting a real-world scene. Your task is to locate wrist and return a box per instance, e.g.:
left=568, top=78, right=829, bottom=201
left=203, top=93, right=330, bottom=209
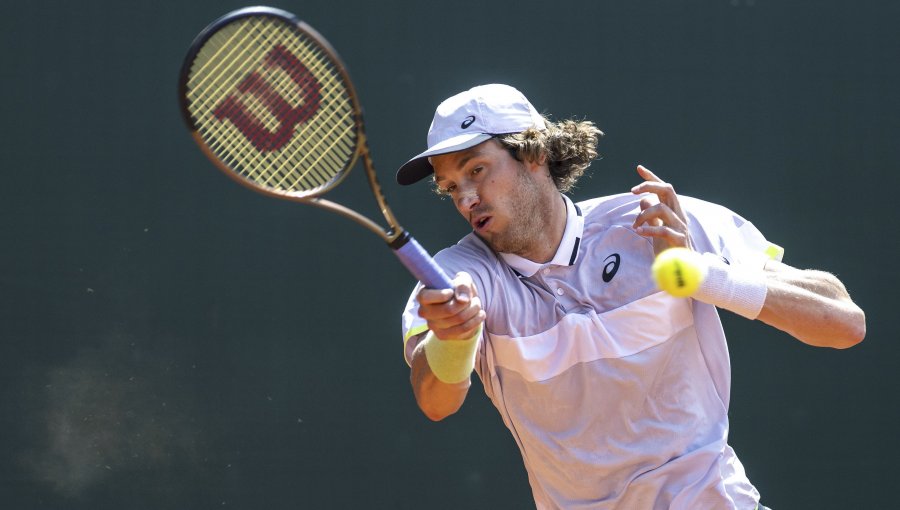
left=693, top=253, right=768, bottom=320
left=422, top=325, right=482, bottom=384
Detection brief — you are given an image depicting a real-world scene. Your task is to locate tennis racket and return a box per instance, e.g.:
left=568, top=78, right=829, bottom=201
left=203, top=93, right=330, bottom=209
left=178, top=6, right=451, bottom=289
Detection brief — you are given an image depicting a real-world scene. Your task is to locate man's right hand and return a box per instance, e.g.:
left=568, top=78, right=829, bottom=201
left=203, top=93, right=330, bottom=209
left=416, top=272, right=485, bottom=341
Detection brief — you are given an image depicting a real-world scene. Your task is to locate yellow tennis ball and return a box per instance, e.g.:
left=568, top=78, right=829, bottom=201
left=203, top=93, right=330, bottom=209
left=651, top=248, right=705, bottom=297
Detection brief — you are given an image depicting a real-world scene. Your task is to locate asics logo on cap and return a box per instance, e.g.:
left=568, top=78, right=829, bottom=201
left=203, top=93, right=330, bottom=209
left=460, top=115, right=476, bottom=129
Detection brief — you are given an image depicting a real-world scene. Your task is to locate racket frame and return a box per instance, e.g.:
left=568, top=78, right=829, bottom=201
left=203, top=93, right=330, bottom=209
left=179, top=6, right=403, bottom=243
left=179, top=7, right=451, bottom=289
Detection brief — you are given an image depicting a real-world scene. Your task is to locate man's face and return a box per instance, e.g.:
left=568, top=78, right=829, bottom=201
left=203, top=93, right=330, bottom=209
left=431, top=140, right=550, bottom=256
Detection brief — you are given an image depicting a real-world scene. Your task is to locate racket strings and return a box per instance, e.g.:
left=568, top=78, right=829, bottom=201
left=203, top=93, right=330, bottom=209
left=217, top=19, right=349, bottom=188
left=186, top=16, right=358, bottom=194
left=197, top=18, right=351, bottom=189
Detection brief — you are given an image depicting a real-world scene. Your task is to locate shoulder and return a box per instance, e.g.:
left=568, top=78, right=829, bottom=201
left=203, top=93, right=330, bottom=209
left=576, top=193, right=643, bottom=225
left=434, top=234, right=501, bottom=280
left=678, top=196, right=780, bottom=265
left=434, top=234, right=510, bottom=309
left=680, top=195, right=745, bottom=221
left=678, top=195, right=755, bottom=235
left=576, top=193, right=641, bottom=217
left=573, top=193, right=748, bottom=231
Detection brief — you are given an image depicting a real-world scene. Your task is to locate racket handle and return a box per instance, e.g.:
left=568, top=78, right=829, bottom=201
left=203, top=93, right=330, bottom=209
left=391, top=233, right=453, bottom=289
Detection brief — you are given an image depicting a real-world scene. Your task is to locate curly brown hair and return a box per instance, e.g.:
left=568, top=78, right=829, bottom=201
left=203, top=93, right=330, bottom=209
left=497, top=116, right=603, bottom=192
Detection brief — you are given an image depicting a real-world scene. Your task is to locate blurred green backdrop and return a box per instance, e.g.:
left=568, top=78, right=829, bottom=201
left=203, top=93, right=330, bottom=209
left=1, top=1, right=897, bottom=508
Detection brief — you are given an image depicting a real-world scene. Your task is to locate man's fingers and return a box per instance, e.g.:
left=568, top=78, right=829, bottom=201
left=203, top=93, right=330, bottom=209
left=632, top=165, right=675, bottom=202
left=633, top=202, right=691, bottom=249
left=418, top=272, right=477, bottom=305
left=417, top=272, right=482, bottom=326
left=454, top=276, right=476, bottom=303
left=636, top=164, right=661, bottom=182
left=632, top=165, right=688, bottom=223
left=422, top=294, right=481, bottom=322
left=631, top=180, right=678, bottom=205
left=639, top=196, right=659, bottom=211
left=428, top=297, right=485, bottom=340
left=633, top=224, right=688, bottom=246
left=437, top=311, right=485, bottom=340
left=417, top=287, right=455, bottom=306
left=634, top=203, right=689, bottom=248
left=630, top=165, right=693, bottom=251
left=633, top=202, right=685, bottom=231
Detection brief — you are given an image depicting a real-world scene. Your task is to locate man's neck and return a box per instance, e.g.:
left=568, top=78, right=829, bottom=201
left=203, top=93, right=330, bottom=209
left=521, top=192, right=568, bottom=264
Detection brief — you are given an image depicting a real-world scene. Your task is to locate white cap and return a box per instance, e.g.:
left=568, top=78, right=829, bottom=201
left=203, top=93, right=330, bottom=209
left=396, top=84, right=546, bottom=185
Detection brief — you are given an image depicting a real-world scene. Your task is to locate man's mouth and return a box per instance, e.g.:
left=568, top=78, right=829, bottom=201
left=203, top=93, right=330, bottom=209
left=473, top=215, right=491, bottom=231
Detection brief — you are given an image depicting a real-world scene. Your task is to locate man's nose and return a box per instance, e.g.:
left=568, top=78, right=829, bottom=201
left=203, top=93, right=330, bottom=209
left=456, top=187, right=480, bottom=211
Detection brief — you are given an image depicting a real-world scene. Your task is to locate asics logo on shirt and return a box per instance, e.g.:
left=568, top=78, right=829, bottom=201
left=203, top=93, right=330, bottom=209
left=602, top=253, right=620, bottom=282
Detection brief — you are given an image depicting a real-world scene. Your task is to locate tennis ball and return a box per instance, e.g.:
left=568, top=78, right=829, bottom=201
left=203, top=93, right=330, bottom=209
left=651, top=248, right=705, bottom=297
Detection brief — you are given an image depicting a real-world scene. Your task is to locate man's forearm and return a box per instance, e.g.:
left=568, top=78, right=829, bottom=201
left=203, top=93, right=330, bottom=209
left=756, top=263, right=865, bottom=348
left=410, top=338, right=471, bottom=421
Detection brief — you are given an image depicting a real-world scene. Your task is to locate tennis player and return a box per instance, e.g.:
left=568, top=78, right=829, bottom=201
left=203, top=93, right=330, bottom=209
left=396, top=84, right=865, bottom=509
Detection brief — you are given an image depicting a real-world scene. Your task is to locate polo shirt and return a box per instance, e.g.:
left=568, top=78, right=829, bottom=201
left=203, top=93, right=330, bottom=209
left=402, top=193, right=782, bottom=509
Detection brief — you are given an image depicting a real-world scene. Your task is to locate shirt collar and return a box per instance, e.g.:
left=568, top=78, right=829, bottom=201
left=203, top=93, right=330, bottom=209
left=499, top=194, right=584, bottom=277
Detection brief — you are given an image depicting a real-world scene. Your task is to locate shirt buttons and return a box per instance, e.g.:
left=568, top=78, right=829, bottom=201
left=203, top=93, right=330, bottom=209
left=542, top=268, right=550, bottom=275
left=556, top=288, right=564, bottom=296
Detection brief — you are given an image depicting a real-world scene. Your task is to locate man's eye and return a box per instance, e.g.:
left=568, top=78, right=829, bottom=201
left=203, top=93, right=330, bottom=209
left=446, top=184, right=457, bottom=193
left=471, top=167, right=483, bottom=176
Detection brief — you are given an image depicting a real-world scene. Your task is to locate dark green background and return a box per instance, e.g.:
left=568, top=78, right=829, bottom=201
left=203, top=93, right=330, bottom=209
left=1, top=1, right=896, bottom=508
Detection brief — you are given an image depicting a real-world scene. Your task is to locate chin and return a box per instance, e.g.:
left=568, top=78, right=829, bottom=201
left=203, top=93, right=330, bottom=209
left=474, top=231, right=500, bottom=251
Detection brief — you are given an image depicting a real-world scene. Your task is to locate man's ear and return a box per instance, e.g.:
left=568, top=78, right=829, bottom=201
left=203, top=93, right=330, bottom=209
left=524, top=151, right=549, bottom=173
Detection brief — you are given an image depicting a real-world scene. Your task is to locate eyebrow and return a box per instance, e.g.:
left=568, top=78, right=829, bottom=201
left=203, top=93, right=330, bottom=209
left=434, top=150, right=486, bottom=183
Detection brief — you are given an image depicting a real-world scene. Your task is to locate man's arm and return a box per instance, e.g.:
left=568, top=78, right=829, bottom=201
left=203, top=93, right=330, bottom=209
left=757, top=260, right=865, bottom=349
left=631, top=164, right=865, bottom=349
left=409, top=335, right=472, bottom=421
left=408, top=273, right=485, bottom=421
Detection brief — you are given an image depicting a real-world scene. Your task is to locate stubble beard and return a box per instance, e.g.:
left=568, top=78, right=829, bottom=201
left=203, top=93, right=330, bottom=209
left=478, top=169, right=550, bottom=257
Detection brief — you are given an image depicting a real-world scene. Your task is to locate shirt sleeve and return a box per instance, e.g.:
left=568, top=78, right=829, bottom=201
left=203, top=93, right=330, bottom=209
left=683, top=196, right=784, bottom=269
left=400, top=281, right=429, bottom=366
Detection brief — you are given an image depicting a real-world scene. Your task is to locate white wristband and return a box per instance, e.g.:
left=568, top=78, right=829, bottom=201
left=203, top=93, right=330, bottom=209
left=693, top=253, right=768, bottom=320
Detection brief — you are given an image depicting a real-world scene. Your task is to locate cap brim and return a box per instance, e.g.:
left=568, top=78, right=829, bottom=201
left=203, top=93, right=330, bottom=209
left=396, top=133, right=493, bottom=185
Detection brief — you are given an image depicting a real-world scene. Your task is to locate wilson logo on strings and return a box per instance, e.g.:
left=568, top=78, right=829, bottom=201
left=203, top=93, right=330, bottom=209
left=212, top=45, right=321, bottom=152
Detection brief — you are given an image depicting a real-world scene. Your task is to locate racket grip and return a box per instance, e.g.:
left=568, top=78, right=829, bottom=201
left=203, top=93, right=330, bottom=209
left=391, top=233, right=453, bottom=289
